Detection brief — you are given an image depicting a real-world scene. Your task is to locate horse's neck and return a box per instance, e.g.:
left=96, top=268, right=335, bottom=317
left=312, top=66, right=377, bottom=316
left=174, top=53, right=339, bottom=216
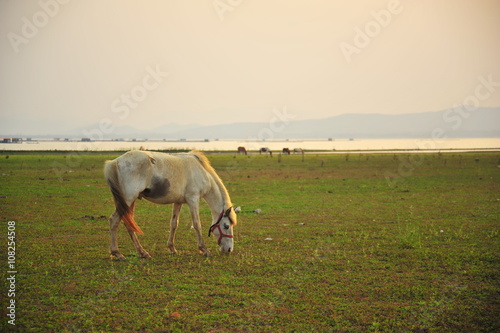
left=204, top=174, right=231, bottom=219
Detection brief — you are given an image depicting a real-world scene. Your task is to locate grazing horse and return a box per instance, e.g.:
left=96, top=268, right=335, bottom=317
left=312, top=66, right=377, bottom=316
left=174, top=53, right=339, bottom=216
left=237, top=146, right=247, bottom=155
left=104, top=150, right=237, bottom=260
left=282, top=148, right=290, bottom=155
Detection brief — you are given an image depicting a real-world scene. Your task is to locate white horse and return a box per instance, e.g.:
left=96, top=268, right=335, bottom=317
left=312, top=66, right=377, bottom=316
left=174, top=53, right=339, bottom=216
left=104, top=150, right=237, bottom=260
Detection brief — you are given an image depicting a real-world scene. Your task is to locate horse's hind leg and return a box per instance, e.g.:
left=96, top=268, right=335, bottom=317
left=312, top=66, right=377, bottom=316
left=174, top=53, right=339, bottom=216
left=127, top=230, right=151, bottom=258
left=167, top=203, right=182, bottom=254
left=109, top=210, right=126, bottom=261
left=125, top=201, right=151, bottom=258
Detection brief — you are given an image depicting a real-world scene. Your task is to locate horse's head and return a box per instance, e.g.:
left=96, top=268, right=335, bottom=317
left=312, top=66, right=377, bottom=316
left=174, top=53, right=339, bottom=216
left=209, top=207, right=237, bottom=253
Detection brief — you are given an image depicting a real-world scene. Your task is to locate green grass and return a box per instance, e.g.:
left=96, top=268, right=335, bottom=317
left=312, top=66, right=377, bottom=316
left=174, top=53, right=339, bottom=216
left=0, top=152, right=499, bottom=332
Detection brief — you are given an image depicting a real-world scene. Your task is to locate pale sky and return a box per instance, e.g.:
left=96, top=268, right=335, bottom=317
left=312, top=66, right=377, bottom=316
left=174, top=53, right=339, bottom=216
left=1, top=0, right=499, bottom=134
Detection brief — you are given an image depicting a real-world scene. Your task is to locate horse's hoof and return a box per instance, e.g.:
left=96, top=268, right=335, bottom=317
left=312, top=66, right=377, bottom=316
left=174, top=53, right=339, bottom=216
left=141, top=252, right=151, bottom=259
left=201, top=251, right=213, bottom=257
left=111, top=254, right=126, bottom=261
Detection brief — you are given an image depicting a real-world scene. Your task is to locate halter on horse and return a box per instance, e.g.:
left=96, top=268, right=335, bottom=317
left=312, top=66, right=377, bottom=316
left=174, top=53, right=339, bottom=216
left=209, top=207, right=235, bottom=245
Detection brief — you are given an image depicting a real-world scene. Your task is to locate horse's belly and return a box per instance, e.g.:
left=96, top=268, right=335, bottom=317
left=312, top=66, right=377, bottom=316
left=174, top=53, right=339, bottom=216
left=139, top=175, right=186, bottom=204
left=143, top=193, right=185, bottom=205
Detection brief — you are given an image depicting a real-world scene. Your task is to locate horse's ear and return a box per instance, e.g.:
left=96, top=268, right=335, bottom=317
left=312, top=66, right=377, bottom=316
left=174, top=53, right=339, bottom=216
left=225, top=207, right=233, bottom=216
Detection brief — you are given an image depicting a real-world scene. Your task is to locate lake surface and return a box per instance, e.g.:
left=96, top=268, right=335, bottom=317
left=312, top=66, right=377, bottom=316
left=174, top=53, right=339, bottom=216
left=1, top=138, right=499, bottom=152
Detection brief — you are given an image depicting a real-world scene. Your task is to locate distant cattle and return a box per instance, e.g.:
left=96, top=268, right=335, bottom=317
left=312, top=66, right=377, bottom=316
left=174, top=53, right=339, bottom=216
left=237, top=146, right=247, bottom=155
left=282, top=148, right=291, bottom=155
left=293, top=148, right=303, bottom=154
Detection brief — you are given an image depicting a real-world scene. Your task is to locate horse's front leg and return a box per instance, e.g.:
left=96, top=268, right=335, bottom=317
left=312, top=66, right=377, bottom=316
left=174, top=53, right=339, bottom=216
left=187, top=200, right=211, bottom=256
left=167, top=203, right=183, bottom=254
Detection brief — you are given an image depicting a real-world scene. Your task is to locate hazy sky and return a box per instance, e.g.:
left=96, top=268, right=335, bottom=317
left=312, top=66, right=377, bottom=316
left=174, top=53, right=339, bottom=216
left=1, top=0, right=499, bottom=134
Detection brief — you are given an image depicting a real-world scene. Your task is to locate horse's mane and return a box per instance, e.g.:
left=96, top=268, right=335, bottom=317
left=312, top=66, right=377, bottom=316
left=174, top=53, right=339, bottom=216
left=190, top=150, right=216, bottom=174
left=191, top=150, right=237, bottom=225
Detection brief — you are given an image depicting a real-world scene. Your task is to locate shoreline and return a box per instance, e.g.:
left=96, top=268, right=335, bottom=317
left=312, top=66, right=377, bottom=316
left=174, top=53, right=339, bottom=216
left=1, top=148, right=499, bottom=156
left=1, top=138, right=499, bottom=152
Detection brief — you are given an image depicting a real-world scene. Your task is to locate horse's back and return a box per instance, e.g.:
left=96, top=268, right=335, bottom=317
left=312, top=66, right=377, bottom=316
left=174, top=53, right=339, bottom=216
left=115, top=150, right=193, bottom=171
left=113, top=150, right=210, bottom=204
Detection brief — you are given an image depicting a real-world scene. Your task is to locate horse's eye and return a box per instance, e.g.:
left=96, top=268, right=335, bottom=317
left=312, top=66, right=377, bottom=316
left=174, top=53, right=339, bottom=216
left=223, top=224, right=229, bottom=230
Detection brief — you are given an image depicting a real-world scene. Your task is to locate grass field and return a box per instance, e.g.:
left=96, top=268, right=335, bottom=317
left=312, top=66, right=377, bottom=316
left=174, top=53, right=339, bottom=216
left=0, top=151, right=499, bottom=332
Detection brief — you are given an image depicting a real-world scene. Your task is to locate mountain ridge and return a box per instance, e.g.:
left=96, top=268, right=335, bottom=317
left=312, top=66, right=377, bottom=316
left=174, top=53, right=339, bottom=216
left=2, top=107, right=499, bottom=139
left=162, top=107, right=500, bottom=139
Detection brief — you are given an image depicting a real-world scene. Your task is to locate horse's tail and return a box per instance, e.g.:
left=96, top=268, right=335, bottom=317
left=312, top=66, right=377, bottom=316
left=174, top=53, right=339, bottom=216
left=104, top=159, right=144, bottom=235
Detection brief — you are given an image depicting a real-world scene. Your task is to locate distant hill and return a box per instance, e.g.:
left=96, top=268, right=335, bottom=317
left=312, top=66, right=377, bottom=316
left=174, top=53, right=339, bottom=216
left=2, top=107, right=499, bottom=139
left=159, top=107, right=500, bottom=140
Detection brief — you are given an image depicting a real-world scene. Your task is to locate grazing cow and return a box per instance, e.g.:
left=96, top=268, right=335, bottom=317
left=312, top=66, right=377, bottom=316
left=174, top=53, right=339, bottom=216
left=282, top=148, right=291, bottom=155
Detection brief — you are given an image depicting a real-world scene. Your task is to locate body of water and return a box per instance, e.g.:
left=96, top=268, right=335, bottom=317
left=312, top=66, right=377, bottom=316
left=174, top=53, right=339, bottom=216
left=1, top=138, right=499, bottom=152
